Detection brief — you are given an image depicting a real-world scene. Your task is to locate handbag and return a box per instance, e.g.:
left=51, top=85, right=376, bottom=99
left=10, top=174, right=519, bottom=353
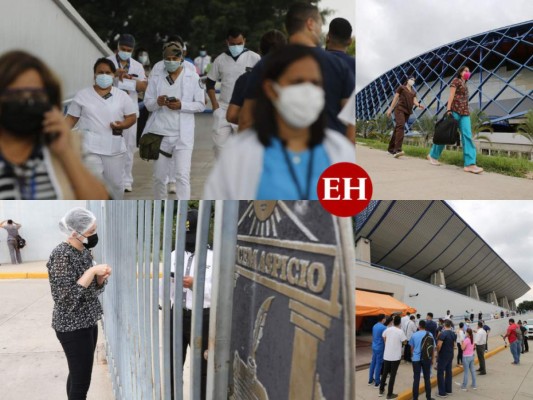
left=15, top=235, right=26, bottom=249
left=139, top=133, right=172, bottom=161
left=433, top=113, right=460, bottom=146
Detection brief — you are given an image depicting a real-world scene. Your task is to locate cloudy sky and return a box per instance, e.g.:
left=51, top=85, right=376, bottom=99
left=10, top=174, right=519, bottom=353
left=447, top=201, right=533, bottom=305
left=321, top=0, right=355, bottom=33
left=356, top=0, right=533, bottom=91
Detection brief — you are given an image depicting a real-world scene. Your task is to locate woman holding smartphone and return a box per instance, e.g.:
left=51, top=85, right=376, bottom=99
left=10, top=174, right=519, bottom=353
left=47, top=207, right=111, bottom=400
left=0, top=51, right=109, bottom=199
left=141, top=42, right=205, bottom=199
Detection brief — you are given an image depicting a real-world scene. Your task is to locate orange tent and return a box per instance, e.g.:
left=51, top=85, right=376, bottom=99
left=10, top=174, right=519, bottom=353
left=355, top=290, right=417, bottom=330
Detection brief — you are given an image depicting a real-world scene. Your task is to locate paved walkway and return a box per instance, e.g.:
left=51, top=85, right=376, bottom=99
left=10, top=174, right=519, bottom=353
left=124, top=112, right=216, bottom=200
left=0, top=279, right=114, bottom=400
left=357, top=144, right=533, bottom=199
left=356, top=338, right=533, bottom=400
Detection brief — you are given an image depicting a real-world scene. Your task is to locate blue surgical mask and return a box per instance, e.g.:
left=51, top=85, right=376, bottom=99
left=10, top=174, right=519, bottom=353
left=199, top=51, right=207, bottom=57
left=118, top=51, right=132, bottom=61
left=164, top=60, right=182, bottom=73
left=228, top=44, right=244, bottom=57
left=95, top=74, right=114, bottom=89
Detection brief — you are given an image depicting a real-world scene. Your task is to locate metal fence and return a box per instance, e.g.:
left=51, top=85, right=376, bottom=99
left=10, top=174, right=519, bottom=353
left=87, top=200, right=239, bottom=400
left=86, top=200, right=356, bottom=400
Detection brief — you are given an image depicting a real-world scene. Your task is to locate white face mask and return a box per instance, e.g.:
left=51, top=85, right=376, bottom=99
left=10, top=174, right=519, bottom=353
left=272, top=82, right=325, bottom=128
left=408, top=79, right=415, bottom=86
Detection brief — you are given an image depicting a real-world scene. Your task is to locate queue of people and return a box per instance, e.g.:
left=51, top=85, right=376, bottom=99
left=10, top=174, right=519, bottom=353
left=366, top=311, right=509, bottom=399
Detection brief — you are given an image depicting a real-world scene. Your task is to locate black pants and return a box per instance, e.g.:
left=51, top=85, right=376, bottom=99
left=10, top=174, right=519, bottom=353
left=380, top=360, right=400, bottom=396
left=522, top=336, right=529, bottom=353
left=404, top=343, right=412, bottom=362
left=56, top=325, right=98, bottom=400
left=170, top=308, right=210, bottom=400
left=456, top=342, right=463, bottom=364
left=476, top=344, right=486, bottom=373
left=412, top=359, right=432, bottom=400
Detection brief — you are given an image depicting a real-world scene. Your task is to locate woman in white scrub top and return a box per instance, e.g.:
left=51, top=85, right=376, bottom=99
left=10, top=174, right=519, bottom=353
left=141, top=42, right=205, bottom=199
left=66, top=58, right=137, bottom=199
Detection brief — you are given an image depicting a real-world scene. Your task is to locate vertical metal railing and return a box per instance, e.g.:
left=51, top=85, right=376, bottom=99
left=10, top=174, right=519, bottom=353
left=87, top=200, right=238, bottom=400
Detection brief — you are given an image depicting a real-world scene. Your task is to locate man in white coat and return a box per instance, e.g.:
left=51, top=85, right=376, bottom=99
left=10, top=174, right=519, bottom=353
left=206, top=28, right=260, bottom=157
left=107, top=34, right=148, bottom=192
left=142, top=42, right=205, bottom=199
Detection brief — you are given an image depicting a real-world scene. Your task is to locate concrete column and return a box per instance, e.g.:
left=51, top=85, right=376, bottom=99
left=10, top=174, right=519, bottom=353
left=509, top=300, right=516, bottom=311
left=486, top=291, right=498, bottom=306
left=466, top=284, right=480, bottom=300
left=430, top=269, right=446, bottom=288
left=355, top=237, right=371, bottom=266
left=499, top=297, right=510, bottom=309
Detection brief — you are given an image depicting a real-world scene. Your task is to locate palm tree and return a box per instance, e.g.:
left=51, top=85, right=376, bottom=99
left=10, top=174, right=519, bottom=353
left=413, top=114, right=437, bottom=147
left=469, top=109, right=493, bottom=143
left=514, top=109, right=533, bottom=160
left=369, top=114, right=392, bottom=143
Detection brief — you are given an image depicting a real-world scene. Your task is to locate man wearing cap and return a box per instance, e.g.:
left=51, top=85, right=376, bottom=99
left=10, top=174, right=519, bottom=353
left=107, top=34, right=148, bottom=193
left=194, top=45, right=212, bottom=77
left=166, top=209, right=213, bottom=400
left=141, top=42, right=205, bottom=199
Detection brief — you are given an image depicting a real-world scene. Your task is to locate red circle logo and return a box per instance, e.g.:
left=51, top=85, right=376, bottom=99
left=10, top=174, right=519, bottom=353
left=317, top=162, right=373, bottom=217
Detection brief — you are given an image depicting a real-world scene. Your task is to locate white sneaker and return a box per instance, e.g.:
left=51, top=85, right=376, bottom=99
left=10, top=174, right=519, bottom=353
left=168, top=183, right=177, bottom=194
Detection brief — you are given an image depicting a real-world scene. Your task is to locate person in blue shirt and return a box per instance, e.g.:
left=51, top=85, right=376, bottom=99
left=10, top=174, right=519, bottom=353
left=325, top=18, right=355, bottom=76
left=409, top=320, right=436, bottom=400
left=436, top=320, right=456, bottom=397
left=482, top=321, right=491, bottom=351
left=369, top=314, right=387, bottom=388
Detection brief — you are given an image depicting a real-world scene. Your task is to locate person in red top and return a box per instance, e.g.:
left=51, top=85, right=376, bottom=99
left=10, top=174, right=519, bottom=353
left=427, top=66, right=483, bottom=174
left=503, top=318, right=520, bottom=365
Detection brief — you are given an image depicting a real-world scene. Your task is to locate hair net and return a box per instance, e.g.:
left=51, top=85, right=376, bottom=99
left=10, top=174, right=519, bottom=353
left=59, top=207, right=96, bottom=236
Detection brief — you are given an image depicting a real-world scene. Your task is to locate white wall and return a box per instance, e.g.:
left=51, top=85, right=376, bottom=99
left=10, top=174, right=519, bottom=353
left=0, top=200, right=86, bottom=263
left=355, top=261, right=510, bottom=321
left=0, top=0, right=112, bottom=100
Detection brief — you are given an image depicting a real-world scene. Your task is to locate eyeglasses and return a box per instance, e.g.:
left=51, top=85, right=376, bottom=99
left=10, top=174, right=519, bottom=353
left=0, top=88, right=49, bottom=105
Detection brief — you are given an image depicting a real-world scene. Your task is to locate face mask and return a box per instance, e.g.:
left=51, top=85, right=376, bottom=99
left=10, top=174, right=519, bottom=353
left=118, top=51, right=132, bottom=61
left=462, top=71, right=471, bottom=80
left=95, top=74, right=114, bottom=89
left=228, top=44, right=244, bottom=57
left=199, top=51, right=207, bottom=57
left=138, top=55, right=148, bottom=65
left=0, top=98, right=51, bottom=138
left=272, top=82, right=325, bottom=128
left=408, top=79, right=415, bottom=86
left=82, top=233, right=99, bottom=249
left=164, top=60, right=182, bottom=72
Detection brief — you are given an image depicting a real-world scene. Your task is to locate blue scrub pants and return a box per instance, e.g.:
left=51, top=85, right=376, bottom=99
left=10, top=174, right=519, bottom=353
left=429, top=111, right=477, bottom=166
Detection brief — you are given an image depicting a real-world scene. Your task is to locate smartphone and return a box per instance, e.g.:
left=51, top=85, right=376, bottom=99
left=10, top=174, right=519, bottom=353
left=166, top=97, right=177, bottom=102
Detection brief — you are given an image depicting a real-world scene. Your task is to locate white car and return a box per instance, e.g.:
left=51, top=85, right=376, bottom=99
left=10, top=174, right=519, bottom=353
left=526, top=319, right=533, bottom=339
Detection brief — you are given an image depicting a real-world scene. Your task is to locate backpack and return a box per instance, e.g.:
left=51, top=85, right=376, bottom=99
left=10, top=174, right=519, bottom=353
left=15, top=235, right=26, bottom=249
left=421, top=332, right=434, bottom=361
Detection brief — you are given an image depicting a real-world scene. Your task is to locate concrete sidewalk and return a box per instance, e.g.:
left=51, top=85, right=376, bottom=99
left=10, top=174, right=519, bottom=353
left=0, top=279, right=114, bottom=400
left=357, top=144, right=533, bottom=199
left=0, top=260, right=48, bottom=279
left=356, top=342, right=533, bottom=400
left=124, top=113, right=216, bottom=200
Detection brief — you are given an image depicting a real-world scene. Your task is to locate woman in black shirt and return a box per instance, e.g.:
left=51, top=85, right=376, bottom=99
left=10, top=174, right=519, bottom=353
left=47, top=207, right=112, bottom=400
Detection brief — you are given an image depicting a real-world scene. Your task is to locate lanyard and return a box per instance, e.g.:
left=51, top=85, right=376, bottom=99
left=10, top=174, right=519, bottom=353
left=116, top=54, right=130, bottom=72
left=0, top=152, right=37, bottom=199
left=281, top=145, right=315, bottom=200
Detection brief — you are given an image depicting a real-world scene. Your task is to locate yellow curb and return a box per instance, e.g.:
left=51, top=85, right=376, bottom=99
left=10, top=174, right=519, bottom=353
left=397, top=345, right=507, bottom=400
left=0, top=272, right=49, bottom=279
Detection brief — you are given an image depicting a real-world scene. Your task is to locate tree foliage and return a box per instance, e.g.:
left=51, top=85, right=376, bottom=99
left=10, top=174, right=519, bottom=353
left=69, top=0, right=327, bottom=61
left=517, top=300, right=533, bottom=314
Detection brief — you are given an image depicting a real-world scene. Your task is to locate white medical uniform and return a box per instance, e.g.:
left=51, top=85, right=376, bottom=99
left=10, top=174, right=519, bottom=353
left=67, top=86, right=137, bottom=199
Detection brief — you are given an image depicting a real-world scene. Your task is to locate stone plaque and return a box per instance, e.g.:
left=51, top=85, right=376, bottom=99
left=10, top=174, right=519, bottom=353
left=230, top=201, right=356, bottom=400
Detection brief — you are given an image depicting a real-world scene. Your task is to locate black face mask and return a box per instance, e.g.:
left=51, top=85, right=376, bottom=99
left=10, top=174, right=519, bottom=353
left=0, top=99, right=51, bottom=138
left=83, top=233, right=99, bottom=249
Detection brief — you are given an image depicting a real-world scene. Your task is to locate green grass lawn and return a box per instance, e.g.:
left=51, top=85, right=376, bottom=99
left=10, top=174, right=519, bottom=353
left=358, top=138, right=533, bottom=179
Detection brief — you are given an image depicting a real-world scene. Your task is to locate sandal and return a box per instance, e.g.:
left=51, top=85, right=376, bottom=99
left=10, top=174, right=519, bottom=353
left=427, top=155, right=440, bottom=166
left=464, top=166, right=484, bottom=174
